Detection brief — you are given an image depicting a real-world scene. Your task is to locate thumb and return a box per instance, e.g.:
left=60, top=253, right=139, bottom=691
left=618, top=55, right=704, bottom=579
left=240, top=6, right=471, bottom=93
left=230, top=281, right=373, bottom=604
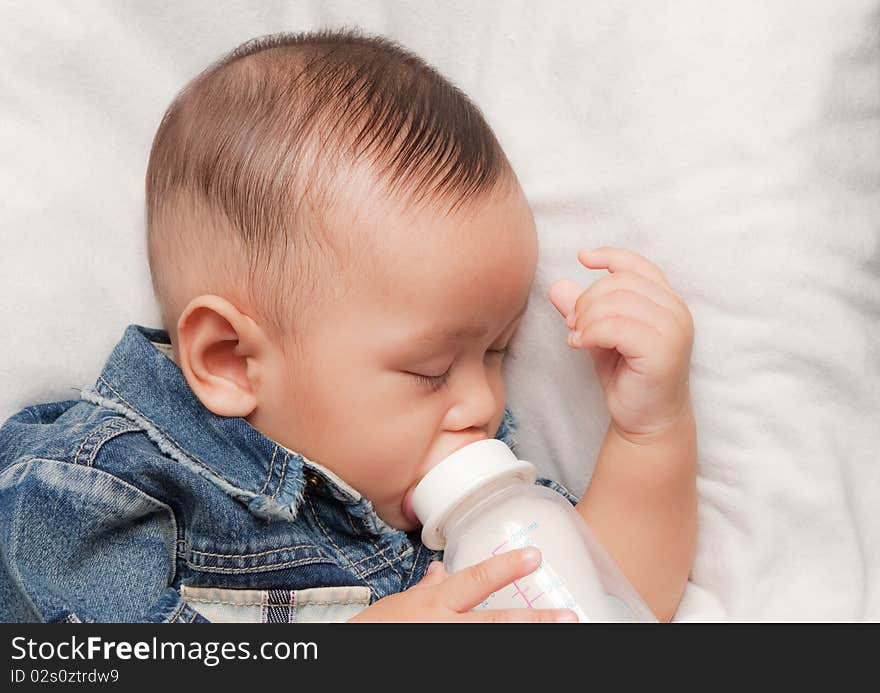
left=548, top=279, right=582, bottom=326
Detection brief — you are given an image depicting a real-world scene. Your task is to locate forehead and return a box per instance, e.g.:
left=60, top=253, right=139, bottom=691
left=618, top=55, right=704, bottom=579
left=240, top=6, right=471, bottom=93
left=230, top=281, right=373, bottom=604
left=349, top=179, right=538, bottom=331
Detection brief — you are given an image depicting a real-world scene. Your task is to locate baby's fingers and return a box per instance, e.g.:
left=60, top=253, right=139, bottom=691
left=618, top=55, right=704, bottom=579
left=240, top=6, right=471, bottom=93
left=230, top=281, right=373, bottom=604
left=579, top=247, right=672, bottom=291
left=570, top=315, right=661, bottom=363
left=411, top=561, right=448, bottom=589
left=570, top=290, right=680, bottom=348
left=548, top=279, right=583, bottom=327
left=457, top=608, right=579, bottom=623
left=439, top=547, right=543, bottom=612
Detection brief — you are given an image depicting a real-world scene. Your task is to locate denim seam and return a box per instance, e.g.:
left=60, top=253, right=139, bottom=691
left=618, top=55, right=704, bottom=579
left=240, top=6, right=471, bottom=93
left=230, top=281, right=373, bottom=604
left=339, top=512, right=400, bottom=578
left=270, top=450, right=290, bottom=500
left=259, top=445, right=279, bottom=495
left=71, top=423, right=101, bottom=465
left=95, top=377, right=220, bottom=478
left=169, top=601, right=186, bottom=623
left=304, top=495, right=371, bottom=588
left=343, top=511, right=359, bottom=537
left=72, top=418, right=132, bottom=465
left=84, top=423, right=142, bottom=467
left=94, top=374, right=288, bottom=508
left=367, top=536, right=403, bottom=582
left=404, top=541, right=424, bottom=590
left=348, top=544, right=393, bottom=568
left=184, top=556, right=333, bottom=575
left=189, top=545, right=315, bottom=559
left=1, top=460, right=43, bottom=621
left=82, top=382, right=258, bottom=505
left=3, top=457, right=180, bottom=590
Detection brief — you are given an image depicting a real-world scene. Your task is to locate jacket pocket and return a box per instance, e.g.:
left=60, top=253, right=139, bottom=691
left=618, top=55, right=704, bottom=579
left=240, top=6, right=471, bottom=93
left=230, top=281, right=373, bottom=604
left=180, top=584, right=371, bottom=623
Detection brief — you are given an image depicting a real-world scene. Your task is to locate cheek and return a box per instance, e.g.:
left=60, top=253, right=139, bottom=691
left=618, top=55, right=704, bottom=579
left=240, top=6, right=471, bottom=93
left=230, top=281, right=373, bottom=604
left=302, top=368, right=441, bottom=482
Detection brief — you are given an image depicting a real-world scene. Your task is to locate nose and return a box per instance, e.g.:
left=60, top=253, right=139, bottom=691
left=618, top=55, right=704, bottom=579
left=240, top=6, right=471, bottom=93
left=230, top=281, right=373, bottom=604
left=444, top=362, right=499, bottom=434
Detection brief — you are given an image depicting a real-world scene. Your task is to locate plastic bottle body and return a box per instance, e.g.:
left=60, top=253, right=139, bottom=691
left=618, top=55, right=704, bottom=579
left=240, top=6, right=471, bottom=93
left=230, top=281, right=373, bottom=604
left=441, top=482, right=656, bottom=622
left=411, top=438, right=656, bottom=622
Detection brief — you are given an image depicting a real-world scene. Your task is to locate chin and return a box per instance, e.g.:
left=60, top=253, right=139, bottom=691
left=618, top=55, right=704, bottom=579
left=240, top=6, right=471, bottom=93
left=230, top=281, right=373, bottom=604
left=381, top=512, right=420, bottom=534
left=392, top=519, right=421, bottom=534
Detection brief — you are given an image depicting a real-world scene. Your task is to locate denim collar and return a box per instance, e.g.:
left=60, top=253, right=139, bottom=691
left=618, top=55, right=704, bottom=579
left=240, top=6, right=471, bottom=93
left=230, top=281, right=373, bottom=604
left=79, top=325, right=369, bottom=527
left=79, top=325, right=518, bottom=536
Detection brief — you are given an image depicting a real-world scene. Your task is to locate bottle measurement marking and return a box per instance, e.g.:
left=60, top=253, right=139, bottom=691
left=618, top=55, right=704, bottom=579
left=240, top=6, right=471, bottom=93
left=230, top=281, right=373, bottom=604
left=491, top=537, right=545, bottom=608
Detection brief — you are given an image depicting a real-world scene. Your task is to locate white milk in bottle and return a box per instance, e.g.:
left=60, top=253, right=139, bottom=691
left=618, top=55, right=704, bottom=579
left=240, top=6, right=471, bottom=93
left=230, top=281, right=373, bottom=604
left=412, top=439, right=656, bottom=622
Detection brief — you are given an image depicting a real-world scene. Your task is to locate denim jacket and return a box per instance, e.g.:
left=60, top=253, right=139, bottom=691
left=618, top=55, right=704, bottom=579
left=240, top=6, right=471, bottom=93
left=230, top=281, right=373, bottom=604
left=0, top=325, right=578, bottom=623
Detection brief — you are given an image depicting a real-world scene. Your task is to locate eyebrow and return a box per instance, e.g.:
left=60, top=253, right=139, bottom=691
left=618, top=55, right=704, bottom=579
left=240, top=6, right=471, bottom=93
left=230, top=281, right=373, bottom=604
left=407, top=301, right=529, bottom=343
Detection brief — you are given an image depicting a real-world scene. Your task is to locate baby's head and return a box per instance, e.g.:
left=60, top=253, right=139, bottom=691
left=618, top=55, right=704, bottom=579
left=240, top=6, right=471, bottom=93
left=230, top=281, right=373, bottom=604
left=145, top=30, right=538, bottom=531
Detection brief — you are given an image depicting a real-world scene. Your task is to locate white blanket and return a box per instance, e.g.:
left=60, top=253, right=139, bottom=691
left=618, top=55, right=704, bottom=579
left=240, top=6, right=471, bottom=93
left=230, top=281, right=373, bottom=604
left=1, top=0, right=878, bottom=621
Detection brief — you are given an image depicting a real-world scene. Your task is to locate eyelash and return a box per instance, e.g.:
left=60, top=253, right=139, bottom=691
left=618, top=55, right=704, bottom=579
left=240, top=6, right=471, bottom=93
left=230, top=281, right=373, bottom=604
left=410, top=348, right=508, bottom=391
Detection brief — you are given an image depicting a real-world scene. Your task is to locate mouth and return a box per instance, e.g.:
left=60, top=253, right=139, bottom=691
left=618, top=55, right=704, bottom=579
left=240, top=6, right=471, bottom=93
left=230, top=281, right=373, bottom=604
left=434, top=431, right=490, bottom=464
left=402, top=432, right=491, bottom=528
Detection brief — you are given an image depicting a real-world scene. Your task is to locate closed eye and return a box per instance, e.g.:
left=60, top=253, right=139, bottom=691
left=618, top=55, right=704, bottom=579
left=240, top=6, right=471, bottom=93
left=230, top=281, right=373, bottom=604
left=409, top=370, right=450, bottom=392
left=409, top=348, right=508, bottom=390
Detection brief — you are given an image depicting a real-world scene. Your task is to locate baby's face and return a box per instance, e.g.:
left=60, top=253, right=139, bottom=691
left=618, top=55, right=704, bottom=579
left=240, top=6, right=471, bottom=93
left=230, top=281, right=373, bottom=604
left=248, top=177, right=538, bottom=532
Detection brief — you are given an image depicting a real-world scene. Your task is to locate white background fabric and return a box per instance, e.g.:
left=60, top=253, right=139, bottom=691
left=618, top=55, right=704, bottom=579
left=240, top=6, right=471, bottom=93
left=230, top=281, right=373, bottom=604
left=1, top=0, right=878, bottom=620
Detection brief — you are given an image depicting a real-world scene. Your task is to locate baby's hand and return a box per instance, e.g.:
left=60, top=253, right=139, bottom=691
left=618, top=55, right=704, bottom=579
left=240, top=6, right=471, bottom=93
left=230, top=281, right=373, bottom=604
left=548, top=247, right=694, bottom=442
left=347, top=548, right=578, bottom=623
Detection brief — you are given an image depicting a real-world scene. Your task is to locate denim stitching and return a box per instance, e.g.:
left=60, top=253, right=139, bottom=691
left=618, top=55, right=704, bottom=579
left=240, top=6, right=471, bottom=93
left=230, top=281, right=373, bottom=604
left=343, top=512, right=359, bottom=535
left=259, top=589, right=297, bottom=623
left=270, top=450, right=290, bottom=500
left=168, top=601, right=186, bottom=623
left=346, top=507, right=404, bottom=581
left=259, top=445, right=278, bottom=495
left=73, top=418, right=133, bottom=465
left=305, top=498, right=402, bottom=586
left=185, top=556, right=333, bottom=575
left=82, top=385, right=306, bottom=522
left=304, top=496, right=364, bottom=579
left=367, top=535, right=403, bottom=582
left=404, top=541, right=424, bottom=590
left=2, top=464, right=43, bottom=620
left=96, top=378, right=218, bottom=477
left=189, top=545, right=315, bottom=559
left=72, top=423, right=102, bottom=465
left=88, top=378, right=248, bottom=496
left=341, top=502, right=404, bottom=580
left=4, top=457, right=179, bottom=592
left=348, top=544, right=393, bottom=568
left=341, top=513, right=393, bottom=572
left=85, top=424, right=142, bottom=467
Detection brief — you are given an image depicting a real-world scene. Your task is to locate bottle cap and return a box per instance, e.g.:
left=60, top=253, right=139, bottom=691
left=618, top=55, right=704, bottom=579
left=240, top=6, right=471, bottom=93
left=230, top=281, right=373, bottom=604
left=413, top=438, right=537, bottom=550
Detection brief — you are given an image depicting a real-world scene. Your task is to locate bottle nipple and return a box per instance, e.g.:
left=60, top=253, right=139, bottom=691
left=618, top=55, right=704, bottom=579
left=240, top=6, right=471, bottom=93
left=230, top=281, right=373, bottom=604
left=412, top=439, right=536, bottom=550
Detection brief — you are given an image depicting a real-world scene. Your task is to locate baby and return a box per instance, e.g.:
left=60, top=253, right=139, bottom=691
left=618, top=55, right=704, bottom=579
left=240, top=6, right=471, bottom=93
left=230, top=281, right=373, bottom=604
left=0, top=29, right=696, bottom=623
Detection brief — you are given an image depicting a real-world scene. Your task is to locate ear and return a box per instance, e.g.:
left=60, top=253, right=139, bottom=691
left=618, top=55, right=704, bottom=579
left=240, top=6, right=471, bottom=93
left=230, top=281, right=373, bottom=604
left=175, top=295, right=268, bottom=418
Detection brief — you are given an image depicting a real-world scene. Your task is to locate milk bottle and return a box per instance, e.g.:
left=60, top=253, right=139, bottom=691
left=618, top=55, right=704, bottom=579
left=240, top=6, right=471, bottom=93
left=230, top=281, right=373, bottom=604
left=412, top=438, right=656, bottom=622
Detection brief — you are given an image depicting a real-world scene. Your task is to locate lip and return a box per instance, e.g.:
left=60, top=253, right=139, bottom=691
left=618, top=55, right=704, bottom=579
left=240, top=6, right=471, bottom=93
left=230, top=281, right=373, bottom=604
left=404, top=433, right=490, bottom=526
left=432, top=432, right=490, bottom=467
